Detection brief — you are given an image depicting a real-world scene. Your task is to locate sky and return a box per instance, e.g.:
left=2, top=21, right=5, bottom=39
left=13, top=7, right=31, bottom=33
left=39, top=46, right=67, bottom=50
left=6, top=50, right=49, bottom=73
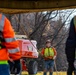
left=51, top=9, right=76, bottom=28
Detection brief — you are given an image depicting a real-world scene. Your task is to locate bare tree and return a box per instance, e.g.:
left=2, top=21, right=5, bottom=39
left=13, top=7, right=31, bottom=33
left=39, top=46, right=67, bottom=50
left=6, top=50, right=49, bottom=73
left=7, top=9, right=76, bottom=71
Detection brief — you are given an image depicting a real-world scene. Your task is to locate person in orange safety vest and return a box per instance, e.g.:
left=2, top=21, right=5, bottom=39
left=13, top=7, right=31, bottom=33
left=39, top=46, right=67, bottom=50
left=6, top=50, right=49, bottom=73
left=0, top=14, right=21, bottom=75
left=41, top=39, right=57, bottom=75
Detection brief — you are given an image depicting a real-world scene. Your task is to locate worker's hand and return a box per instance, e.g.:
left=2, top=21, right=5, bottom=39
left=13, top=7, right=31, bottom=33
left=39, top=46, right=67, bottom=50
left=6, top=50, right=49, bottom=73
left=53, top=56, right=56, bottom=60
left=9, top=58, right=14, bottom=62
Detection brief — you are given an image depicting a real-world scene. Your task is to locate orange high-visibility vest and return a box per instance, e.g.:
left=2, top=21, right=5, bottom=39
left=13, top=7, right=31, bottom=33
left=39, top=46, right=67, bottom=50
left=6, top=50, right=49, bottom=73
left=0, top=14, right=21, bottom=60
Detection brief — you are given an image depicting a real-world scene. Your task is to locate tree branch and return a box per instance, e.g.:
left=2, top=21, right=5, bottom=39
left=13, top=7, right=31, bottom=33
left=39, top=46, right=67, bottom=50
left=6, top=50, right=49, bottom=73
left=51, top=9, right=75, bottom=43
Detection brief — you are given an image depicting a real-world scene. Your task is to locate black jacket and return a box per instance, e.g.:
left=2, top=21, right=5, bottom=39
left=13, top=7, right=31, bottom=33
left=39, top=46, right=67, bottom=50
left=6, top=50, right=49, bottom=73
left=65, top=17, right=76, bottom=62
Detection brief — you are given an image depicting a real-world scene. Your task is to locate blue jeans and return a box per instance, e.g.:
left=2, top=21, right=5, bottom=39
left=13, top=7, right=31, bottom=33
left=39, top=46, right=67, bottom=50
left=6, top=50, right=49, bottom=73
left=44, top=60, right=54, bottom=70
left=44, top=60, right=54, bottom=75
left=0, top=64, right=10, bottom=75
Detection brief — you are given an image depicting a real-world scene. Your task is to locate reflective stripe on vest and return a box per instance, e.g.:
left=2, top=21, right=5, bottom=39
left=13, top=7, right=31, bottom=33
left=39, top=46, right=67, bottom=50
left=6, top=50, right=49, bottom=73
left=5, top=37, right=16, bottom=43
left=44, top=48, right=54, bottom=57
left=8, top=47, right=20, bottom=53
left=0, top=15, right=5, bottom=31
left=0, top=60, right=8, bottom=64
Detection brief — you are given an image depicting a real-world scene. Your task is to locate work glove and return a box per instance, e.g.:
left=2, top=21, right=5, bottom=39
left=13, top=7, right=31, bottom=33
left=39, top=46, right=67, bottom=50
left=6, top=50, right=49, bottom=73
left=53, top=56, right=56, bottom=60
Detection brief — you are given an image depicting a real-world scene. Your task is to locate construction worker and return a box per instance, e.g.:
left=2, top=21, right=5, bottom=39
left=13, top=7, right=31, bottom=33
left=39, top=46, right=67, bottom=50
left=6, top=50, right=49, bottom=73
left=41, top=40, right=57, bottom=75
left=65, top=16, right=76, bottom=75
left=0, top=14, right=21, bottom=75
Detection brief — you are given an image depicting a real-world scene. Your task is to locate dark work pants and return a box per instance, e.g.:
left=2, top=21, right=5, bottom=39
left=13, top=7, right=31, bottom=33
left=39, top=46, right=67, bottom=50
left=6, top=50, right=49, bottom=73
left=67, top=62, right=75, bottom=75
left=8, top=59, right=21, bottom=74
left=66, top=48, right=75, bottom=75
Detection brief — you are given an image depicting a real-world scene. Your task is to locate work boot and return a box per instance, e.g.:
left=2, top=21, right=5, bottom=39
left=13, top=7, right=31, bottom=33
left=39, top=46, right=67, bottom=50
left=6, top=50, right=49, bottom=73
left=74, top=70, right=76, bottom=75
left=15, top=74, right=21, bottom=75
left=10, top=74, right=21, bottom=75
left=50, top=72, right=53, bottom=75
left=43, top=72, right=46, bottom=75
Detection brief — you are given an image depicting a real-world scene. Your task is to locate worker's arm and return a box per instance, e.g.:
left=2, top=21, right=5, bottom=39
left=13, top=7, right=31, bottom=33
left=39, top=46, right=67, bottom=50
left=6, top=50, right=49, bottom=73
left=8, top=57, right=14, bottom=62
left=41, top=48, right=44, bottom=56
left=65, top=17, right=76, bottom=61
left=3, top=17, right=19, bottom=49
left=53, top=47, right=57, bottom=56
left=3, top=17, right=21, bottom=60
left=53, top=47, right=57, bottom=60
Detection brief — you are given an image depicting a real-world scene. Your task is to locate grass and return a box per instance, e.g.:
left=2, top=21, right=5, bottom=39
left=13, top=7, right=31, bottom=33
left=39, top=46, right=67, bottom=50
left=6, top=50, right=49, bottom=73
left=22, top=71, right=68, bottom=75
